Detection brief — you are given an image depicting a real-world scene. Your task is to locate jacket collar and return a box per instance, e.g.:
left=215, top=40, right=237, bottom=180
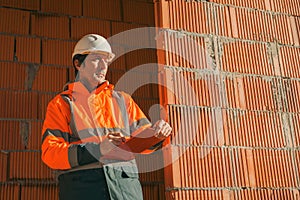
left=62, top=81, right=114, bottom=96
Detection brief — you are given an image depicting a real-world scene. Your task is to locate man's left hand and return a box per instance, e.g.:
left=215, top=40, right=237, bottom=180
left=152, top=119, right=172, bottom=139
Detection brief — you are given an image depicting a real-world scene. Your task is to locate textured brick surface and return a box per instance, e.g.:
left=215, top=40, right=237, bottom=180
left=0, top=184, right=20, bottom=200
left=291, top=114, right=300, bottom=147
left=220, top=40, right=274, bottom=76
left=0, top=91, right=38, bottom=119
left=230, top=7, right=274, bottom=42
left=155, top=0, right=300, bottom=199
left=214, top=5, right=232, bottom=37
left=165, top=70, right=223, bottom=107
left=42, top=39, right=75, bottom=66
left=162, top=32, right=209, bottom=69
left=125, top=49, right=157, bottom=70
left=233, top=149, right=297, bottom=187
left=166, top=190, right=229, bottom=200
left=141, top=184, right=165, bottom=200
left=234, top=189, right=299, bottom=200
left=224, top=76, right=278, bottom=111
left=32, top=66, right=68, bottom=92
left=108, top=45, right=126, bottom=71
left=111, top=21, right=149, bottom=47
left=0, top=120, right=24, bottom=150
left=279, top=46, right=300, bottom=78
left=0, top=35, right=14, bottom=61
left=0, top=62, right=27, bottom=90
left=0, top=152, right=8, bottom=181
left=41, top=0, right=82, bottom=16
left=290, top=16, right=300, bottom=46
left=168, top=0, right=214, bottom=34
left=83, top=0, right=121, bottom=21
left=165, top=146, right=233, bottom=188
left=68, top=66, right=76, bottom=81
left=38, top=93, right=56, bottom=120
left=295, top=151, right=300, bottom=179
left=0, top=8, right=30, bottom=34
left=123, top=0, right=155, bottom=25
left=31, top=14, right=70, bottom=39
left=208, top=0, right=266, bottom=10
left=131, top=83, right=157, bottom=101
left=273, top=13, right=294, bottom=45
left=282, top=79, right=300, bottom=113
left=0, top=0, right=40, bottom=10
left=21, top=185, right=59, bottom=200
left=16, top=37, right=41, bottom=63
left=137, top=153, right=165, bottom=182
left=268, top=0, right=300, bottom=16
left=9, top=151, right=53, bottom=179
left=71, top=17, right=111, bottom=39
left=168, top=105, right=228, bottom=146
left=27, top=121, right=43, bottom=149
left=232, top=9, right=263, bottom=41
left=106, top=69, right=125, bottom=86
left=223, top=110, right=285, bottom=147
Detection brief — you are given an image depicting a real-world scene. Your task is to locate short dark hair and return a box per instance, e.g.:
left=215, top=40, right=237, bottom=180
left=72, top=54, right=88, bottom=77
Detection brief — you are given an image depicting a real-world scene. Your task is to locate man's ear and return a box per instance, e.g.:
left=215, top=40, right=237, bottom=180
left=73, top=59, right=81, bottom=71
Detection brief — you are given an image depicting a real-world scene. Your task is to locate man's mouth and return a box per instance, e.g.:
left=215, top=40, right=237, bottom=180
left=95, top=73, right=104, bottom=77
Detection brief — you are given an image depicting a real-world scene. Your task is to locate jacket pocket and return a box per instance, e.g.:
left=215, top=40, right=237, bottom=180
left=103, top=163, right=143, bottom=200
left=120, top=165, right=139, bottom=179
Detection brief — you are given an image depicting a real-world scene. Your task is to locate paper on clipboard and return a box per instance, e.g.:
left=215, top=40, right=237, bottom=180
left=119, top=128, right=164, bottom=153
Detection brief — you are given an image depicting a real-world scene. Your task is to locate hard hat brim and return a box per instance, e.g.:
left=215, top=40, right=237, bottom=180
left=72, top=50, right=115, bottom=62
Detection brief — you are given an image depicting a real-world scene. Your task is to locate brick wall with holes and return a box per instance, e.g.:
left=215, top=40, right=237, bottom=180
left=155, top=0, right=300, bottom=199
left=0, top=0, right=164, bottom=199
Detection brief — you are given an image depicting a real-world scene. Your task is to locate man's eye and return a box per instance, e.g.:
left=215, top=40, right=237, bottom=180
left=100, top=57, right=109, bottom=63
left=91, top=57, right=101, bottom=62
left=102, top=58, right=109, bottom=63
left=89, top=55, right=109, bottom=63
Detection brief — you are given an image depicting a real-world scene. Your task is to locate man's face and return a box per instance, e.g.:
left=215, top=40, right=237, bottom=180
left=79, top=53, right=110, bottom=86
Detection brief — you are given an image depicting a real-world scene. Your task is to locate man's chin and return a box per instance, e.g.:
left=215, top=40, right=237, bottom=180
left=97, top=79, right=106, bottom=85
left=93, top=74, right=105, bottom=84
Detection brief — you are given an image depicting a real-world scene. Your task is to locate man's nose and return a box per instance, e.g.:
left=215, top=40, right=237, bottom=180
left=97, top=59, right=108, bottom=68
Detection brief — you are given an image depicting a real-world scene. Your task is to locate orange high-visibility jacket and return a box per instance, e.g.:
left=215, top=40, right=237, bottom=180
left=41, top=81, right=151, bottom=170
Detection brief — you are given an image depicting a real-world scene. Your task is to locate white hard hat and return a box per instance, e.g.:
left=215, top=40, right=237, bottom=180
left=72, top=34, right=115, bottom=61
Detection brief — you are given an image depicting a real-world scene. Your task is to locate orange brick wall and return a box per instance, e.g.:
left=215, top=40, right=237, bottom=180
left=0, top=0, right=162, bottom=199
left=1, top=0, right=300, bottom=199
left=155, top=0, right=300, bottom=199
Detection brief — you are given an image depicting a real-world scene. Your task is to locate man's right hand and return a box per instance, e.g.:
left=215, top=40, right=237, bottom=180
left=107, top=132, right=126, bottom=146
left=100, top=132, right=134, bottom=160
left=100, top=132, right=125, bottom=155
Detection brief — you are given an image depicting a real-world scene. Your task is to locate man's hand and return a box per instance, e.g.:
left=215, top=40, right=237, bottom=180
left=100, top=132, right=125, bottom=155
left=100, top=132, right=134, bottom=160
left=107, top=132, right=126, bottom=146
left=152, top=119, right=172, bottom=139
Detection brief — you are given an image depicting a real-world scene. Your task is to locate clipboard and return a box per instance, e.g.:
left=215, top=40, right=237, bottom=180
left=119, top=128, right=164, bottom=153
left=101, top=128, right=165, bottom=160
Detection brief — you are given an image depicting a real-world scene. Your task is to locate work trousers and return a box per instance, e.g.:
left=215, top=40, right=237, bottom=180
left=58, top=168, right=111, bottom=200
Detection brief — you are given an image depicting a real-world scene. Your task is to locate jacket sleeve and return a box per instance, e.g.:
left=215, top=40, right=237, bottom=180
left=41, top=96, right=101, bottom=170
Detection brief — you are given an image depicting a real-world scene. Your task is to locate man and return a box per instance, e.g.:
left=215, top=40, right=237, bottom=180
left=41, top=34, right=172, bottom=200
